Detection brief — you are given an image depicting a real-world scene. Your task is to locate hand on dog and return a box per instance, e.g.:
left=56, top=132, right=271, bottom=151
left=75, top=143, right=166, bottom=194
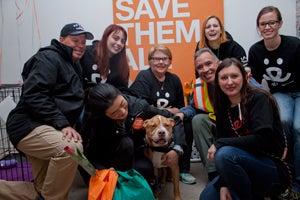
left=166, top=107, right=180, bottom=115
left=161, top=150, right=179, bottom=166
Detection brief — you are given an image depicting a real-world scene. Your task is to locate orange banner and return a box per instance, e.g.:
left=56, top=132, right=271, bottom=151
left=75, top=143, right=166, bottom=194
left=113, top=0, right=223, bottom=84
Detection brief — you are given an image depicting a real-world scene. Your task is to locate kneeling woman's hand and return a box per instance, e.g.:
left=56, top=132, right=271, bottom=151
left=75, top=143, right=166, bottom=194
left=220, top=187, right=232, bottom=200
left=207, top=144, right=217, bottom=162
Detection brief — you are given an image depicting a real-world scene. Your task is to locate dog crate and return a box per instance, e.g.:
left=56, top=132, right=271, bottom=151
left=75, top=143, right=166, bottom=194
left=0, top=84, right=33, bottom=181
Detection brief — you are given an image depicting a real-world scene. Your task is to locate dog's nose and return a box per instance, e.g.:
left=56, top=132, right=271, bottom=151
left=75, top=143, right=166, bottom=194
left=158, top=131, right=165, bottom=136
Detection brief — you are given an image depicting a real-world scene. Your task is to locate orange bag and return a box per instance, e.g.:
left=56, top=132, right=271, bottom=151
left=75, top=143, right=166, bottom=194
left=88, top=169, right=118, bottom=200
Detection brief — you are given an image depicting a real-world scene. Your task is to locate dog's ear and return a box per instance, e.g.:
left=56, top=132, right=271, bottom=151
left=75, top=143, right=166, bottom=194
left=167, top=118, right=175, bottom=127
left=143, top=119, right=150, bottom=128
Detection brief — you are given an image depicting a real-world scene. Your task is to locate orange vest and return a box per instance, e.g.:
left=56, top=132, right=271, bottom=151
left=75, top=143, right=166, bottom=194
left=193, top=78, right=215, bottom=121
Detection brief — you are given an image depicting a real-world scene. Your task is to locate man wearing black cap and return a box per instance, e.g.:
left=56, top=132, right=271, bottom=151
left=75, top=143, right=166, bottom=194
left=0, top=23, right=93, bottom=200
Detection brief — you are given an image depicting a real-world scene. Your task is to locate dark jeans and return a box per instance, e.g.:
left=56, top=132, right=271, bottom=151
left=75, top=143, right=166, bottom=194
left=179, top=120, right=193, bottom=173
left=200, top=146, right=282, bottom=200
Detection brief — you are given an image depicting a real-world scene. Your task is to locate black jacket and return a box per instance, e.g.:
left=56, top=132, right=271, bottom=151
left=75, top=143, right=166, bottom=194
left=84, top=94, right=186, bottom=162
left=6, top=39, right=84, bottom=146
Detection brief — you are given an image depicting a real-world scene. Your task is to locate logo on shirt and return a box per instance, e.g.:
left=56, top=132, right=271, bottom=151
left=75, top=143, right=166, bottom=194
left=156, top=91, right=170, bottom=108
left=262, top=58, right=292, bottom=87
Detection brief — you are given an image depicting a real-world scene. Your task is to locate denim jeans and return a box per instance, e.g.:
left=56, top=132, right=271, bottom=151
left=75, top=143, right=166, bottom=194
left=273, top=92, right=300, bottom=193
left=249, top=77, right=264, bottom=89
left=199, top=146, right=281, bottom=200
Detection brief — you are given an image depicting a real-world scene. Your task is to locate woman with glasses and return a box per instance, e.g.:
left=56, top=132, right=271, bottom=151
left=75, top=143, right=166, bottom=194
left=130, top=45, right=197, bottom=185
left=248, top=6, right=300, bottom=199
left=130, top=45, right=184, bottom=115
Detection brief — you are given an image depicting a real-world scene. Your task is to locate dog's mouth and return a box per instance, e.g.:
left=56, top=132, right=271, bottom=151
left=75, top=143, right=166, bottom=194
left=152, top=138, right=168, bottom=146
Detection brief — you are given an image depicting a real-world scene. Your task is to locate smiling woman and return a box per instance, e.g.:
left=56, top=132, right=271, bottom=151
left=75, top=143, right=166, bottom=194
left=195, top=15, right=248, bottom=79
left=130, top=44, right=197, bottom=185
left=130, top=44, right=183, bottom=112
left=80, top=24, right=130, bottom=92
left=248, top=6, right=300, bottom=199
left=200, top=57, right=292, bottom=200
left=79, top=83, right=186, bottom=189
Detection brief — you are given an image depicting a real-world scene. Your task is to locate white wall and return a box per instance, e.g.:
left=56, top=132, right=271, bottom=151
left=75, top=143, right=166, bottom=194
left=0, top=0, right=297, bottom=84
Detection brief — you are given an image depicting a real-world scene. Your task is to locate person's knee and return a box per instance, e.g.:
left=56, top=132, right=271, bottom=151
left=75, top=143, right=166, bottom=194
left=135, top=157, right=153, bottom=181
left=70, top=141, right=83, bottom=152
left=192, top=114, right=207, bottom=126
left=214, top=146, right=236, bottom=169
left=119, top=137, right=134, bottom=156
left=293, top=123, right=300, bottom=138
left=281, top=118, right=292, bottom=128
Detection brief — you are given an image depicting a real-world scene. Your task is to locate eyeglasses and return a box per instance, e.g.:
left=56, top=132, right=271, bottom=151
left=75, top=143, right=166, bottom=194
left=258, top=20, right=279, bottom=28
left=151, top=57, right=170, bottom=62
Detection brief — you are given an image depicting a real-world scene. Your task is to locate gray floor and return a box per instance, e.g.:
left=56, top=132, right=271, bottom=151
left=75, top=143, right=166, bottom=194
left=68, top=161, right=207, bottom=200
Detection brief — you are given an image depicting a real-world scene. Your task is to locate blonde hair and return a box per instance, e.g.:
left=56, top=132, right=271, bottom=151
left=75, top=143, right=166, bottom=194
left=198, top=15, right=228, bottom=49
left=147, top=44, right=172, bottom=61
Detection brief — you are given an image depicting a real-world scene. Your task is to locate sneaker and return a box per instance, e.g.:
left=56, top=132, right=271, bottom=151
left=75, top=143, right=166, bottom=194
left=277, top=188, right=290, bottom=200
left=179, top=173, right=196, bottom=184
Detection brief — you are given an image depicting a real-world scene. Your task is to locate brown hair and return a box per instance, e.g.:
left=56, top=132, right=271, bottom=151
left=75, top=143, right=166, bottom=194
left=96, top=24, right=129, bottom=85
left=256, top=6, right=282, bottom=27
left=214, top=58, right=280, bottom=122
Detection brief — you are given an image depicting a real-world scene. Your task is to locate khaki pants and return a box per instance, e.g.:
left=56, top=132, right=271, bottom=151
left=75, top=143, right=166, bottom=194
left=0, top=125, right=83, bottom=200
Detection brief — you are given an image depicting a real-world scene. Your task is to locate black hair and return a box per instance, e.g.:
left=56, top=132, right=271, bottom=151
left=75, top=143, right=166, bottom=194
left=88, top=83, right=121, bottom=114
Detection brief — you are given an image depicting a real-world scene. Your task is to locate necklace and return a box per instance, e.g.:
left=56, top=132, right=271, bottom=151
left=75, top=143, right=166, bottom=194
left=227, top=103, right=292, bottom=186
left=154, top=73, right=165, bottom=90
left=227, top=103, right=242, bottom=137
left=159, top=81, right=164, bottom=90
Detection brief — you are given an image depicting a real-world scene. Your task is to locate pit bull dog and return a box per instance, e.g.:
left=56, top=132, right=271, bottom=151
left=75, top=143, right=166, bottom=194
left=143, top=115, right=181, bottom=200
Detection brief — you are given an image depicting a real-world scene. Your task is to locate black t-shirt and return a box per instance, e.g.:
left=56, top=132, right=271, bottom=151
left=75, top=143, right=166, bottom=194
left=248, top=35, right=300, bottom=93
left=195, top=38, right=248, bottom=78
left=215, top=90, right=285, bottom=157
left=130, top=68, right=185, bottom=109
left=80, top=40, right=128, bottom=90
left=196, top=39, right=248, bottom=66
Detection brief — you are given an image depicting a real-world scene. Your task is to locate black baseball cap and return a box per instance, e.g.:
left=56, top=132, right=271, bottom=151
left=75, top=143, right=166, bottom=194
left=60, top=23, right=94, bottom=40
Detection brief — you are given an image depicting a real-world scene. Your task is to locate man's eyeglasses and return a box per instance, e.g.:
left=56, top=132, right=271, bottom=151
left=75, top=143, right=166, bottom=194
left=151, top=57, right=170, bottom=62
left=258, top=20, right=279, bottom=28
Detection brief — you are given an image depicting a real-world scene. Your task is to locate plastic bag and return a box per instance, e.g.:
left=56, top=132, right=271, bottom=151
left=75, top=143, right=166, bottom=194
left=113, top=169, right=155, bottom=200
left=88, top=169, right=118, bottom=200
